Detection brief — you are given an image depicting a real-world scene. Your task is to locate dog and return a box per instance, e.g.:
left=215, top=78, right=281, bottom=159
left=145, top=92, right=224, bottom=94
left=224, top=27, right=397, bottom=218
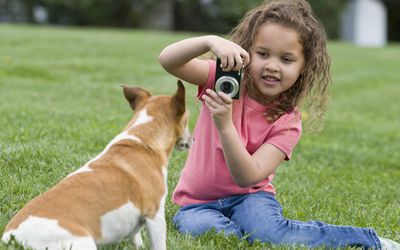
left=1, top=81, right=191, bottom=250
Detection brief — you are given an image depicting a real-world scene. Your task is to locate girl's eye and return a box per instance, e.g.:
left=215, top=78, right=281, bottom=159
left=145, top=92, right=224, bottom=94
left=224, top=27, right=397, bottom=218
left=256, top=51, right=267, bottom=57
left=282, top=57, right=294, bottom=63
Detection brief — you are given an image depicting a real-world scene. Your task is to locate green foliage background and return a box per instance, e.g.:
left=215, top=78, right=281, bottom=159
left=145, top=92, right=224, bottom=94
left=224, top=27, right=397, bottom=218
left=19, top=0, right=349, bottom=39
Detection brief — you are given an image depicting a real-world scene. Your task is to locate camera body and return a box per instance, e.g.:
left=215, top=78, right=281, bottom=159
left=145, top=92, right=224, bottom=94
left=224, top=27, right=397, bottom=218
left=214, top=58, right=243, bottom=99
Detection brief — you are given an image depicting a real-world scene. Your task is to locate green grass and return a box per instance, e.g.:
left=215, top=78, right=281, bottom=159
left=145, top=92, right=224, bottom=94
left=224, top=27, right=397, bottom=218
left=0, top=24, right=399, bottom=249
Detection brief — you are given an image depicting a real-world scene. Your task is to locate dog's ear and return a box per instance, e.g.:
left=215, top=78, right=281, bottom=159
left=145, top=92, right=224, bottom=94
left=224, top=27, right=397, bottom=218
left=171, top=80, right=186, bottom=117
left=122, top=85, right=152, bottom=111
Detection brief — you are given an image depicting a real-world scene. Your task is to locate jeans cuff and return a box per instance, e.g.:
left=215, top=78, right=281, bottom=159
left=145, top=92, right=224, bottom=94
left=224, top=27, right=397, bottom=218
left=368, top=227, right=381, bottom=250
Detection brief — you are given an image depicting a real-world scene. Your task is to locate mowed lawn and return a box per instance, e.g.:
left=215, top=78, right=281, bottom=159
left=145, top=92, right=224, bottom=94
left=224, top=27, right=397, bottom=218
left=0, top=25, right=399, bottom=249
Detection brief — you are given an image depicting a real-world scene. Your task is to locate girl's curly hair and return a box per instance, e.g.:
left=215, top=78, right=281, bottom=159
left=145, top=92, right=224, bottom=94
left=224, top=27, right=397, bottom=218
left=230, top=0, right=332, bottom=133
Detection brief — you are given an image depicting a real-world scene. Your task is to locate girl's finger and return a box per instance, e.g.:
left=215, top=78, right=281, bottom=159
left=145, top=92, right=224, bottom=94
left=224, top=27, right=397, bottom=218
left=233, top=54, right=244, bottom=71
left=216, top=91, right=233, bottom=104
left=202, top=94, right=212, bottom=105
left=203, top=94, right=220, bottom=109
left=205, top=89, right=223, bottom=104
left=219, top=57, right=228, bottom=69
left=240, top=49, right=250, bottom=66
left=204, top=98, right=219, bottom=113
left=225, top=55, right=235, bottom=72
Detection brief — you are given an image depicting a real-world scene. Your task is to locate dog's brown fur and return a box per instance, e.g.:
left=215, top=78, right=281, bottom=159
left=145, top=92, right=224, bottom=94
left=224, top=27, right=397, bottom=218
left=2, top=81, right=190, bottom=250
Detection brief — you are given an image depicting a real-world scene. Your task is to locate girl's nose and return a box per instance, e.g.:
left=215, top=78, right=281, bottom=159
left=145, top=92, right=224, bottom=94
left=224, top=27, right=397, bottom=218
left=264, top=58, right=279, bottom=72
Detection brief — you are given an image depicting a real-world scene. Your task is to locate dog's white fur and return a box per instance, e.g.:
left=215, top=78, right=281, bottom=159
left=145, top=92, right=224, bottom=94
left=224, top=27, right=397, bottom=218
left=2, top=81, right=190, bottom=250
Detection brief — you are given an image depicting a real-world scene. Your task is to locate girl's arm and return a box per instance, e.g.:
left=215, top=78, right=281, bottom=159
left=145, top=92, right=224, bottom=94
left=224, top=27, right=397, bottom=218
left=159, top=35, right=249, bottom=86
left=219, top=125, right=286, bottom=188
left=203, top=89, right=286, bottom=188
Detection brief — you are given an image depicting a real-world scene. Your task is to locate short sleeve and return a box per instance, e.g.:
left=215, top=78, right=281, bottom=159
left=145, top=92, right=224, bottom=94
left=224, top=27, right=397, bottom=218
left=197, top=60, right=216, bottom=100
left=266, top=112, right=302, bottom=160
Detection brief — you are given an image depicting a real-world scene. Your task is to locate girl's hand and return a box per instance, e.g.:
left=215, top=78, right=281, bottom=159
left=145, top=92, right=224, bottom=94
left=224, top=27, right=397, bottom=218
left=202, top=89, right=234, bottom=130
left=206, top=35, right=250, bottom=72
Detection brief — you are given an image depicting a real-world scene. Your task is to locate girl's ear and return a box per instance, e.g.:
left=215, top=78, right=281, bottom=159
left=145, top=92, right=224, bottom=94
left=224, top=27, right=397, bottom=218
left=122, top=85, right=152, bottom=111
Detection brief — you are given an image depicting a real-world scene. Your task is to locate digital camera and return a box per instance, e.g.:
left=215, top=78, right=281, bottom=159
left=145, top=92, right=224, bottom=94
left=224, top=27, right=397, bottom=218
left=214, top=58, right=243, bottom=99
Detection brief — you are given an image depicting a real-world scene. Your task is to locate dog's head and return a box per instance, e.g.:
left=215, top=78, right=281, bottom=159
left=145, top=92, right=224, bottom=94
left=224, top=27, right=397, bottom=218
left=122, top=80, right=191, bottom=152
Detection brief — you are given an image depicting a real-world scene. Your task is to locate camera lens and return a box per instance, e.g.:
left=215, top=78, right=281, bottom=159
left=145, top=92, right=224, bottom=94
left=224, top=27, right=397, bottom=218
left=215, top=76, right=239, bottom=98
left=221, top=81, right=233, bottom=93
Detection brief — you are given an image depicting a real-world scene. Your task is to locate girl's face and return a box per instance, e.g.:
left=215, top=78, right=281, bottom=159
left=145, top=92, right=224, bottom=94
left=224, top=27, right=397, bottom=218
left=247, top=23, right=305, bottom=104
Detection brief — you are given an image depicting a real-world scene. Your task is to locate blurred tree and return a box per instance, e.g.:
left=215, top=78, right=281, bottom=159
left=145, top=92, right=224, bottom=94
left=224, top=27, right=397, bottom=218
left=42, top=0, right=133, bottom=26
left=7, top=0, right=398, bottom=41
left=382, top=0, right=400, bottom=41
left=306, top=0, right=347, bottom=39
left=0, top=0, right=26, bottom=22
left=174, top=0, right=262, bottom=33
left=24, top=0, right=34, bottom=22
left=40, top=0, right=170, bottom=27
left=174, top=0, right=347, bottom=39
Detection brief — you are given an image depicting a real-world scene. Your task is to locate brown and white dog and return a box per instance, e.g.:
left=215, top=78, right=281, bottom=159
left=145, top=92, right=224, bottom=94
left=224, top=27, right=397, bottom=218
left=1, top=81, right=191, bottom=250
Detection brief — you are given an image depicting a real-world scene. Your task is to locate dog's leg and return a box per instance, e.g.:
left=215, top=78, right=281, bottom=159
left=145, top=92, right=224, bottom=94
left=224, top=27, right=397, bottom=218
left=132, top=231, right=143, bottom=249
left=60, top=238, right=97, bottom=250
left=145, top=206, right=166, bottom=250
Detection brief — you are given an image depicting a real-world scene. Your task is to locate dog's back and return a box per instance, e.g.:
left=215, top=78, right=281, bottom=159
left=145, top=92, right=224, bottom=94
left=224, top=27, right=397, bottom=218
left=2, top=81, right=190, bottom=250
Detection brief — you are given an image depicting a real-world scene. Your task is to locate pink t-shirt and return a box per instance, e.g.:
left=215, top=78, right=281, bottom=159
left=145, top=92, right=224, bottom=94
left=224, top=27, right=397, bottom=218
left=172, top=60, right=302, bottom=206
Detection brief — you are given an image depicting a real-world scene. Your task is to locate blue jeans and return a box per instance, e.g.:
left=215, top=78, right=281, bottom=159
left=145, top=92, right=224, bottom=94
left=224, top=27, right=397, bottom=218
left=173, top=191, right=381, bottom=249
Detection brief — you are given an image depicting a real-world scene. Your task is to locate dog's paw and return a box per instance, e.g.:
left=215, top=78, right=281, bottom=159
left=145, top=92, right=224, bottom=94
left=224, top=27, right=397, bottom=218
left=132, top=232, right=144, bottom=249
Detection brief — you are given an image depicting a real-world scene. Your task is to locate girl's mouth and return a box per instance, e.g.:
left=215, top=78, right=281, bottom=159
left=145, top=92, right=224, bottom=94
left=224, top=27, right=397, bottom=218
left=262, top=75, right=280, bottom=85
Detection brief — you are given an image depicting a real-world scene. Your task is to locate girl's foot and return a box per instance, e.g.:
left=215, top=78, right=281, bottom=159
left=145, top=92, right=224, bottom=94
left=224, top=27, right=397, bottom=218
left=380, top=237, right=400, bottom=250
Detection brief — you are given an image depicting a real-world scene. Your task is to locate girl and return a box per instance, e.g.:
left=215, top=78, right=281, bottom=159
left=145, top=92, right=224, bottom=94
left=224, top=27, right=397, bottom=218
left=159, top=0, right=400, bottom=249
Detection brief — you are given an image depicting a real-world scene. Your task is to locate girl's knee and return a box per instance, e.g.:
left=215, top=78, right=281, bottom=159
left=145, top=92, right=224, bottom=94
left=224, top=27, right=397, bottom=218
left=245, top=217, right=288, bottom=244
left=173, top=212, right=209, bottom=236
left=173, top=207, right=218, bottom=236
left=173, top=208, right=242, bottom=238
